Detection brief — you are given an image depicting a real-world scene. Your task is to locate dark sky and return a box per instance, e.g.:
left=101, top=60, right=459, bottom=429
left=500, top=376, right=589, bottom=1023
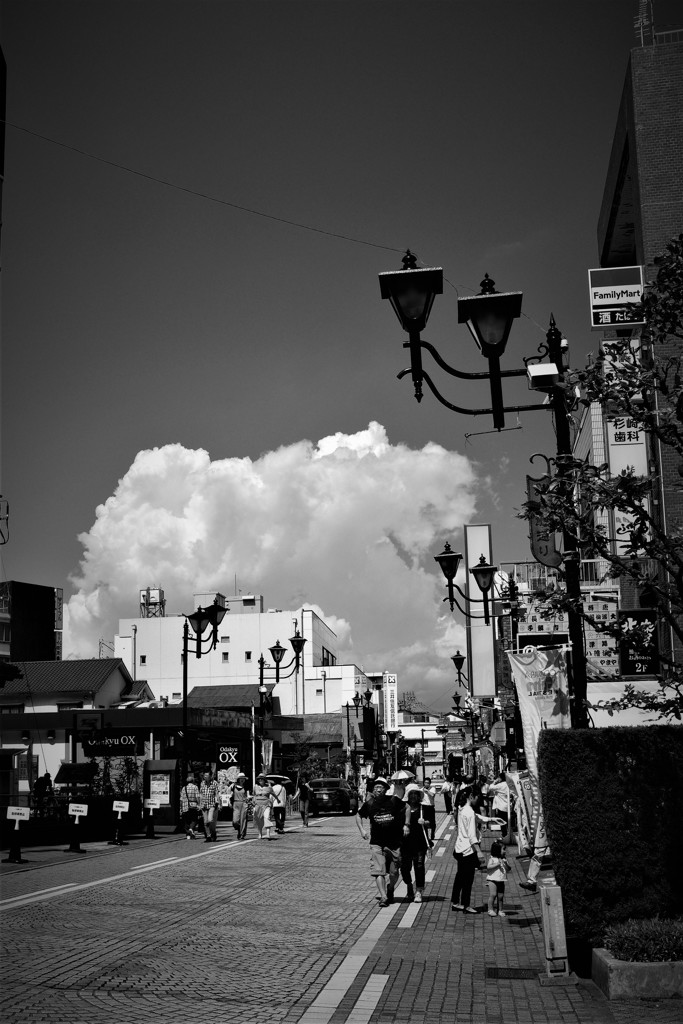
left=0, top=1, right=678, bottom=699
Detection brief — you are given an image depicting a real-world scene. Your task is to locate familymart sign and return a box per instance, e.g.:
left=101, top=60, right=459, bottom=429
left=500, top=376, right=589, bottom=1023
left=588, top=266, right=644, bottom=330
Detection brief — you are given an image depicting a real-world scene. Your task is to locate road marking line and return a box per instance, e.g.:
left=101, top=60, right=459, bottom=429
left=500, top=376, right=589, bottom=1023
left=436, top=847, right=445, bottom=857
left=130, top=857, right=179, bottom=871
left=426, top=869, right=436, bottom=882
left=298, top=904, right=399, bottom=1023
left=398, top=904, right=420, bottom=929
left=346, top=974, right=389, bottom=1023
left=0, top=882, right=77, bottom=906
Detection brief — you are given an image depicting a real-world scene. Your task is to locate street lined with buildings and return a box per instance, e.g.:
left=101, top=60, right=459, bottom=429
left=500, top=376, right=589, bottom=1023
left=1, top=808, right=679, bottom=1024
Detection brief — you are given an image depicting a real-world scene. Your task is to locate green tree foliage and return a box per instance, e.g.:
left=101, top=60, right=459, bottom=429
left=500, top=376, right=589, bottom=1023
left=520, top=235, right=683, bottom=720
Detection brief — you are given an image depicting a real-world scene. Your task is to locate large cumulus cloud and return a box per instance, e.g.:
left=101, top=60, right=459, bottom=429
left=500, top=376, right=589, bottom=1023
left=64, top=422, right=479, bottom=707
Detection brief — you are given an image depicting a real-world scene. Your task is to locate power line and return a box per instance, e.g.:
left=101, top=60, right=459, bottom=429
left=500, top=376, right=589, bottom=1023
left=2, top=119, right=405, bottom=255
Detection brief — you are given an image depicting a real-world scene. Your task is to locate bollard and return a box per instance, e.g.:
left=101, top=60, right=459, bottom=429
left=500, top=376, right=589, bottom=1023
left=108, top=805, right=129, bottom=846
left=2, top=819, right=28, bottom=864
left=65, top=815, right=86, bottom=854
left=145, top=811, right=156, bottom=839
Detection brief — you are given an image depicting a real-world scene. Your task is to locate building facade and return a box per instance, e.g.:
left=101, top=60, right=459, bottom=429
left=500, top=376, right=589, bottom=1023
left=0, top=581, right=64, bottom=663
left=114, top=590, right=374, bottom=717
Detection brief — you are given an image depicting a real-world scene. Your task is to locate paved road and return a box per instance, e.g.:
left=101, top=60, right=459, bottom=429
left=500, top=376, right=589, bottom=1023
left=1, top=810, right=679, bottom=1024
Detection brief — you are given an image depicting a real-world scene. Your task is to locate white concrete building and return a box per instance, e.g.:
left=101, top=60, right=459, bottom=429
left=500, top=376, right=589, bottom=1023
left=114, top=592, right=373, bottom=716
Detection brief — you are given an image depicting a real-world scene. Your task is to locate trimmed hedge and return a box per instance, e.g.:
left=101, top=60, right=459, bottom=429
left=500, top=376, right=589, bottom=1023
left=605, top=917, right=683, bottom=963
left=537, top=725, right=683, bottom=946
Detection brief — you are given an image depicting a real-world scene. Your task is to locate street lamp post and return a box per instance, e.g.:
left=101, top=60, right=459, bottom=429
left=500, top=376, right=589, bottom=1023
left=435, top=722, right=449, bottom=777
left=385, top=729, right=398, bottom=775
left=182, top=599, right=228, bottom=776
left=256, top=631, right=307, bottom=776
left=379, top=256, right=589, bottom=728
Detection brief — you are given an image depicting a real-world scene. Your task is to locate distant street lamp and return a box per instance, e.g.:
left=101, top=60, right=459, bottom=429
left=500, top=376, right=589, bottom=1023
left=182, top=599, right=228, bottom=774
left=257, top=631, right=307, bottom=773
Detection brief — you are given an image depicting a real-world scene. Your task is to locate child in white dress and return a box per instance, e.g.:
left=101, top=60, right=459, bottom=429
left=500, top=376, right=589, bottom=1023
left=486, top=840, right=510, bottom=917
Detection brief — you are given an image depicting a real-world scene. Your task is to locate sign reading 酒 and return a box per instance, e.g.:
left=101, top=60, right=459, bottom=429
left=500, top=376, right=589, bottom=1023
left=588, top=266, right=644, bottom=330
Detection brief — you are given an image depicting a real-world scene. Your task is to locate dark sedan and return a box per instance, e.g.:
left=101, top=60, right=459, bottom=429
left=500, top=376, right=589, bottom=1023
left=309, top=778, right=358, bottom=816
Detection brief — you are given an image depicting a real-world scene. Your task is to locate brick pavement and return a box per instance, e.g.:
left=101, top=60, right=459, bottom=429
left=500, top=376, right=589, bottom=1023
left=1, top=809, right=680, bottom=1024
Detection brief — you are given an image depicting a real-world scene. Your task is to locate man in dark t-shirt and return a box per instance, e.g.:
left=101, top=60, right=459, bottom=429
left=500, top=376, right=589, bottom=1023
left=356, top=777, right=406, bottom=906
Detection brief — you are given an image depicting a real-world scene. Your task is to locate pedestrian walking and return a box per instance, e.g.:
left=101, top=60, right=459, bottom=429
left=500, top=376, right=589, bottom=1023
left=294, top=775, right=311, bottom=826
left=451, top=787, right=505, bottom=914
left=180, top=772, right=201, bottom=839
left=420, top=777, right=437, bottom=842
left=271, top=779, right=288, bottom=834
left=441, top=778, right=453, bottom=815
left=199, top=770, right=220, bottom=842
left=400, top=788, right=431, bottom=902
left=488, top=771, right=510, bottom=825
left=356, top=776, right=405, bottom=907
left=230, top=773, right=250, bottom=840
left=253, top=773, right=275, bottom=840
left=486, top=840, right=510, bottom=916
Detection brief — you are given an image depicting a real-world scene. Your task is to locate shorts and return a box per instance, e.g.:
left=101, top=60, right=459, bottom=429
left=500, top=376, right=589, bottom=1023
left=370, top=844, right=402, bottom=877
left=487, top=879, right=505, bottom=894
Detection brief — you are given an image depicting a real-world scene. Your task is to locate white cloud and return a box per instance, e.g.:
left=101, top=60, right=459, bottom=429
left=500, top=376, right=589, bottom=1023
left=64, top=422, right=477, bottom=707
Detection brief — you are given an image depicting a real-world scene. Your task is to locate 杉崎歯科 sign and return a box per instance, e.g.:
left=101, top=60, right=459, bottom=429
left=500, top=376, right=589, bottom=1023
left=588, top=266, right=644, bottom=330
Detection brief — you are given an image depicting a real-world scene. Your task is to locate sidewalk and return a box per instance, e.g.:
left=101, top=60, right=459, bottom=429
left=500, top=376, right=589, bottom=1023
left=281, top=811, right=681, bottom=1024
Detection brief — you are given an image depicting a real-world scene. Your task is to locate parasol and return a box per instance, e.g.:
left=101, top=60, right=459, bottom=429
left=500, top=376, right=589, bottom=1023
left=265, top=774, right=293, bottom=786
left=390, top=769, right=415, bottom=781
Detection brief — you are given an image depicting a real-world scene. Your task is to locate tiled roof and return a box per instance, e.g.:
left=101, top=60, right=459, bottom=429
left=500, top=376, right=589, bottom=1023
left=0, top=659, right=133, bottom=698
left=186, top=684, right=275, bottom=710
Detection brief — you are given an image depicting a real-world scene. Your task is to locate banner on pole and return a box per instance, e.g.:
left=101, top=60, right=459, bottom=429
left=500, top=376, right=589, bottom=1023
left=261, top=738, right=273, bottom=772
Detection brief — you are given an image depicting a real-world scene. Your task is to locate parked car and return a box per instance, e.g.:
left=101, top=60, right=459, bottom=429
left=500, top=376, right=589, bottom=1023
left=309, top=778, right=358, bottom=816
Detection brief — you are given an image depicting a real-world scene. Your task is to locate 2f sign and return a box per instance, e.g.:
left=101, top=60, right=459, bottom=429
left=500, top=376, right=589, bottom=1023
left=217, top=745, right=238, bottom=766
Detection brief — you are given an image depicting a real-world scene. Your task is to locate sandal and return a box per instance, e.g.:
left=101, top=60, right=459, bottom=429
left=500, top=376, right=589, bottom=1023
left=463, top=907, right=479, bottom=914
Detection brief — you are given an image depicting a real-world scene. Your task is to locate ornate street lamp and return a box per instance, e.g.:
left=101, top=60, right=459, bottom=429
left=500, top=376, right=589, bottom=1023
left=434, top=543, right=498, bottom=625
left=182, top=598, right=228, bottom=774
left=257, top=630, right=308, bottom=773
left=379, top=254, right=589, bottom=726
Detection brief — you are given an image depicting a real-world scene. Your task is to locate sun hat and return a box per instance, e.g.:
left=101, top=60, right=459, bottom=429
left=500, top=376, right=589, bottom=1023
left=373, top=777, right=389, bottom=788
left=236, top=773, right=247, bottom=779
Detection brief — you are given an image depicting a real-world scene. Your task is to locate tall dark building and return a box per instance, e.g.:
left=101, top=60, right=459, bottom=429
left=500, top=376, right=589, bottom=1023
left=596, top=25, right=683, bottom=663
left=0, top=581, right=64, bottom=662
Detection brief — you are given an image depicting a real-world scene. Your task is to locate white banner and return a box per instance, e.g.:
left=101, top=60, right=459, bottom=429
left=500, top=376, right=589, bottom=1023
left=261, top=738, right=273, bottom=772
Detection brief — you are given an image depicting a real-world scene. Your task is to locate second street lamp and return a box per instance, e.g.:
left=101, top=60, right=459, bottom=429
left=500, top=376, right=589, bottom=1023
left=256, top=630, right=307, bottom=775
left=182, top=599, right=228, bottom=775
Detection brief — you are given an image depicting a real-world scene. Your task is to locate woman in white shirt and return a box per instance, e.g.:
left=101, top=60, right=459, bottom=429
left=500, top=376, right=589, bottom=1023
left=450, top=787, right=504, bottom=914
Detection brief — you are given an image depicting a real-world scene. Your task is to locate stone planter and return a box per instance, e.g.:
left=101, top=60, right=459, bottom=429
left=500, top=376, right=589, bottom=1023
left=592, top=947, right=683, bottom=1000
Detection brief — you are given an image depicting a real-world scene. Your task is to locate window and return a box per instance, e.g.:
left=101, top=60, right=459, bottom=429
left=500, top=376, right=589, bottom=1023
left=57, top=701, right=84, bottom=711
left=0, top=623, right=10, bottom=643
left=139, top=655, right=147, bottom=666
left=222, top=652, right=229, bottom=663
left=315, top=688, right=323, bottom=696
left=220, top=636, right=230, bottom=643
left=245, top=651, right=252, bottom=662
left=321, top=647, right=336, bottom=667
left=172, top=692, right=181, bottom=702
left=0, top=704, right=25, bottom=714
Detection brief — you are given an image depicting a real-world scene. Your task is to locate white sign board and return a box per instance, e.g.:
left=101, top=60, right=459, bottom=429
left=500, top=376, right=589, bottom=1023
left=588, top=266, right=644, bottom=330
left=150, top=773, right=170, bottom=804
left=112, top=800, right=129, bottom=813
left=144, top=798, right=160, bottom=810
left=68, top=803, right=88, bottom=818
left=6, top=807, right=30, bottom=821
left=383, top=673, right=398, bottom=732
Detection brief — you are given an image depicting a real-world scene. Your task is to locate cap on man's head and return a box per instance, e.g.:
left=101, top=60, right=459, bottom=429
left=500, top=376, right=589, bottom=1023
left=373, top=777, right=389, bottom=788
left=236, top=772, right=246, bottom=779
